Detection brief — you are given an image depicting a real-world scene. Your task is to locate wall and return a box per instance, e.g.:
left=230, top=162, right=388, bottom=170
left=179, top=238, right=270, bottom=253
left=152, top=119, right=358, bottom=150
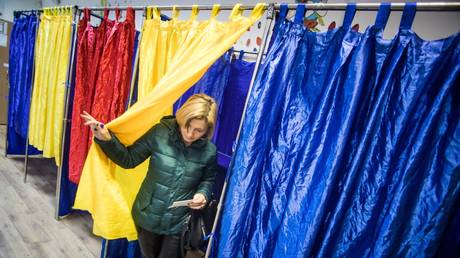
left=0, top=0, right=41, bottom=21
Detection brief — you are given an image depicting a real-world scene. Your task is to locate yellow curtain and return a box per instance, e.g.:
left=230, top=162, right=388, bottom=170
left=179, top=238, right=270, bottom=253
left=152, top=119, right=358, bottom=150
left=74, top=3, right=265, bottom=240
left=29, top=7, right=73, bottom=165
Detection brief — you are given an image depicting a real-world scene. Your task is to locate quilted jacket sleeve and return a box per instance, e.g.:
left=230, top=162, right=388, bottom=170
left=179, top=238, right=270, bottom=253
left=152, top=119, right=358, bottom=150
left=94, top=127, right=156, bottom=169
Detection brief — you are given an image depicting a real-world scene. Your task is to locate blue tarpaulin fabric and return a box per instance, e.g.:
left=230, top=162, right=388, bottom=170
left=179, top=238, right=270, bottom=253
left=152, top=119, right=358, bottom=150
left=7, top=12, right=41, bottom=155
left=214, top=3, right=460, bottom=258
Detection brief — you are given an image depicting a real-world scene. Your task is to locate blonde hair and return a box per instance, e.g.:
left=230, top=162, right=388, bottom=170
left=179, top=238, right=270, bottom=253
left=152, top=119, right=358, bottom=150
left=176, top=94, right=218, bottom=139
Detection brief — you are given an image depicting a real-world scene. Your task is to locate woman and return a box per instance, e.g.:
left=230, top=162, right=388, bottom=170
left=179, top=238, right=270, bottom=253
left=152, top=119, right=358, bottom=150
left=81, top=94, right=218, bottom=258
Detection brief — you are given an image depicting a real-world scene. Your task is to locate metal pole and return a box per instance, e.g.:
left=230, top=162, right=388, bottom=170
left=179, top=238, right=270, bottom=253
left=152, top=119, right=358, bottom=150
left=85, top=2, right=460, bottom=12
left=8, top=154, right=42, bottom=158
left=204, top=4, right=275, bottom=258
left=278, top=2, right=460, bottom=11
left=23, top=11, right=41, bottom=183
left=55, top=6, right=80, bottom=220
left=89, top=10, right=104, bottom=20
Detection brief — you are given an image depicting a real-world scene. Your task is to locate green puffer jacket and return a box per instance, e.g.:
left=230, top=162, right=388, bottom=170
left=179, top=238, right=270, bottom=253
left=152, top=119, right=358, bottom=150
left=94, top=116, right=217, bottom=235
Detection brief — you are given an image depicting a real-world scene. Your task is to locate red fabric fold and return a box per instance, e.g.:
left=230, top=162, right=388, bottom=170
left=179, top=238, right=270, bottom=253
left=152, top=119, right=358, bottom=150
left=68, top=8, right=135, bottom=183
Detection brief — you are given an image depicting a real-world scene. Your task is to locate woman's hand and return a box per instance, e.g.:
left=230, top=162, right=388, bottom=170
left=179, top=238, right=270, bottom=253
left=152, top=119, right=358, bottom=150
left=189, top=193, right=207, bottom=210
left=80, top=111, right=112, bottom=141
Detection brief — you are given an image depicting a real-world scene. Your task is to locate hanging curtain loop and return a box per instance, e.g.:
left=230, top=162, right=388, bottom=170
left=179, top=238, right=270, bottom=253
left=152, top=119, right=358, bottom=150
left=211, top=4, right=220, bottom=18
left=172, top=6, right=179, bottom=20
left=190, top=5, right=199, bottom=20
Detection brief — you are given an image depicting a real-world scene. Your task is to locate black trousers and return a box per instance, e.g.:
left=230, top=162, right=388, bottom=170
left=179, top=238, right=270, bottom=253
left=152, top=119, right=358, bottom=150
left=136, top=226, right=182, bottom=258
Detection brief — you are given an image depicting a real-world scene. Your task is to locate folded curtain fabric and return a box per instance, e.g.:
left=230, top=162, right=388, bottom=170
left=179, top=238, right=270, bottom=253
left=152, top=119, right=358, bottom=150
left=28, top=8, right=73, bottom=165
left=74, top=4, right=265, bottom=240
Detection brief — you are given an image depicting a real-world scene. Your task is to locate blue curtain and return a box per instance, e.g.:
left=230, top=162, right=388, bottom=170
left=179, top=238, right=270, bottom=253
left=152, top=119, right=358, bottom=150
left=215, top=53, right=255, bottom=168
left=100, top=239, right=141, bottom=258
left=7, top=12, right=41, bottom=155
left=214, top=3, right=460, bottom=258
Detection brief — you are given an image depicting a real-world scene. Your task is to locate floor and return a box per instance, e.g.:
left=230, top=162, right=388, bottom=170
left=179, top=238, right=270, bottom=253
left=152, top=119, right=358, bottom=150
left=0, top=125, right=101, bottom=258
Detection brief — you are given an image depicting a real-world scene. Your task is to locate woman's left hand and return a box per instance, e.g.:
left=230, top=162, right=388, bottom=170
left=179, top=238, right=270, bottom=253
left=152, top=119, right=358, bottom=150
left=189, top=193, right=207, bottom=210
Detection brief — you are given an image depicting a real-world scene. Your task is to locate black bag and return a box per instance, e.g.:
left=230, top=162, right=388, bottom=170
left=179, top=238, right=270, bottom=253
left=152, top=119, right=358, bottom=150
left=181, top=199, right=218, bottom=258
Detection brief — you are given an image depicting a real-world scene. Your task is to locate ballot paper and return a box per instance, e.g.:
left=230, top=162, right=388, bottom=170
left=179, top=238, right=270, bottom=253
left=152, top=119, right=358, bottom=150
left=169, top=199, right=193, bottom=208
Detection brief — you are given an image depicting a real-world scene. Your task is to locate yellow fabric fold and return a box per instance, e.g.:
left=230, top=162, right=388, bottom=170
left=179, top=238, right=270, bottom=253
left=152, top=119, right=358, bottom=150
left=29, top=11, right=72, bottom=165
left=74, top=3, right=265, bottom=240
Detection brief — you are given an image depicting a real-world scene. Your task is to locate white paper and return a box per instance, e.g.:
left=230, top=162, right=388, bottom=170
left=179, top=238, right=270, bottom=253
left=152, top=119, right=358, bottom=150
left=168, top=199, right=193, bottom=208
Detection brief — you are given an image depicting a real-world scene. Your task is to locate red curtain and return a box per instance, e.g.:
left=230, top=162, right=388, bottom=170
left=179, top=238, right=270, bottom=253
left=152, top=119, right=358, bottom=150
left=69, top=8, right=135, bottom=183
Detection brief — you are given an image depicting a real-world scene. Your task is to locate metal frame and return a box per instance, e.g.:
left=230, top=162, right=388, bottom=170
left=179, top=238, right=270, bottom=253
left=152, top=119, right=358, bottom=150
left=85, top=2, right=460, bottom=12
